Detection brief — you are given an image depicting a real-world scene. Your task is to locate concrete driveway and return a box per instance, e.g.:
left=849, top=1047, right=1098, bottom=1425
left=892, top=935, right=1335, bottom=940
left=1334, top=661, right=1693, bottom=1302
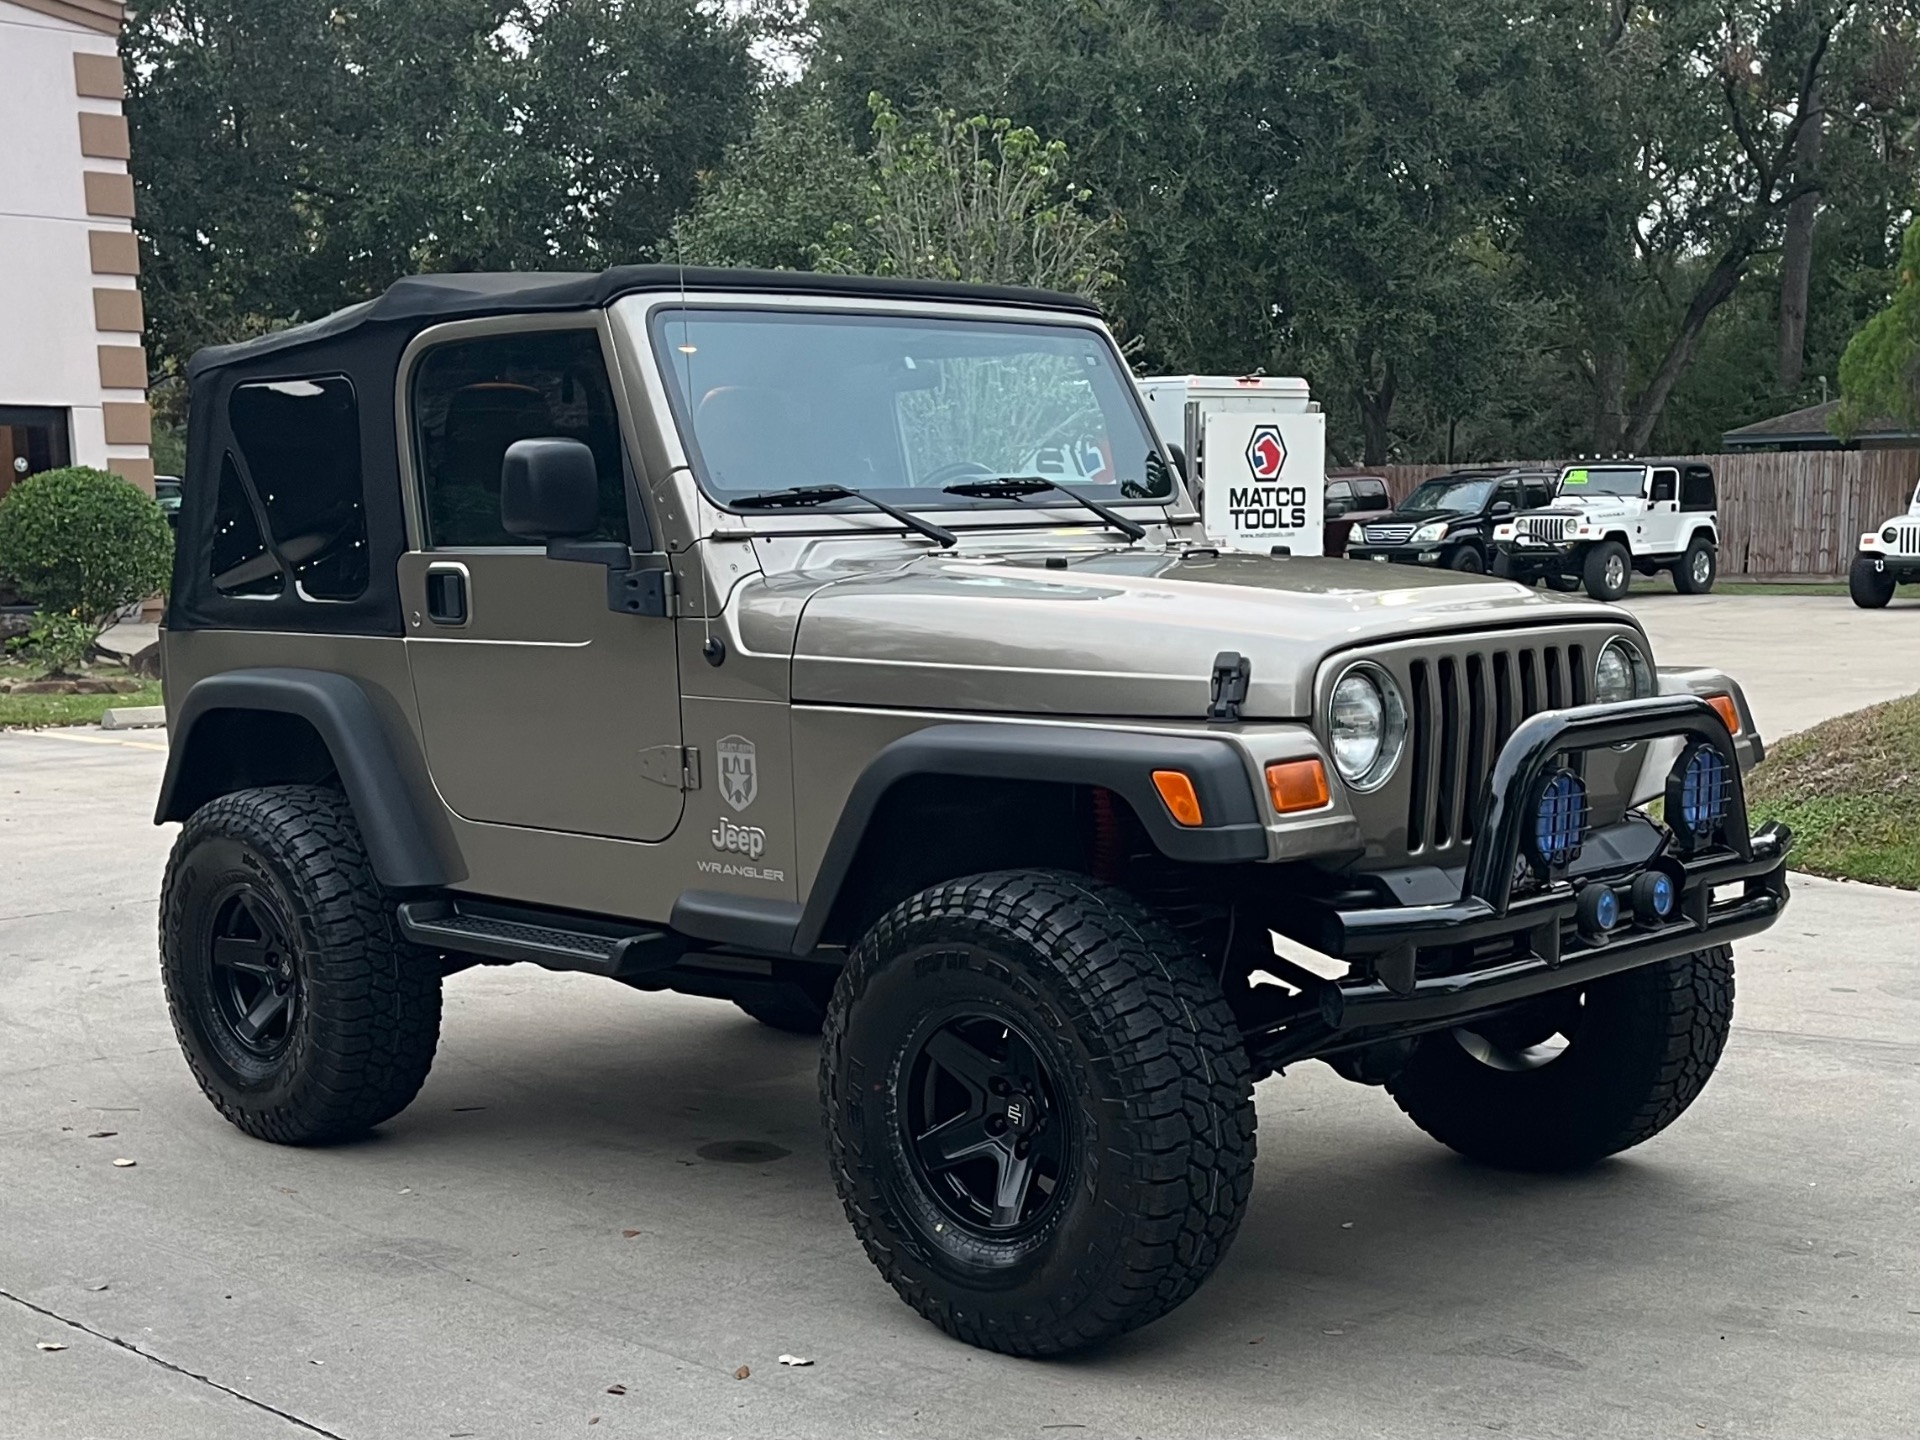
left=3, top=725, right=1917, bottom=1440
left=1624, top=590, right=1920, bottom=738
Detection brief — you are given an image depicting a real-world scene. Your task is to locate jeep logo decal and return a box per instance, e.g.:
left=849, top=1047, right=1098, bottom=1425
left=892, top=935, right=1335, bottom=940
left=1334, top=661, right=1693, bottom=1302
left=717, top=734, right=757, bottom=810
left=711, top=817, right=766, bottom=860
left=1245, top=424, right=1287, bottom=481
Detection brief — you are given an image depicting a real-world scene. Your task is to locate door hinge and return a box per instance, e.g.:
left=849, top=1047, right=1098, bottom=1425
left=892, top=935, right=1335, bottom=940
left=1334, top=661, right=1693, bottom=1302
left=610, top=566, right=677, bottom=618
left=639, top=744, right=700, bottom=790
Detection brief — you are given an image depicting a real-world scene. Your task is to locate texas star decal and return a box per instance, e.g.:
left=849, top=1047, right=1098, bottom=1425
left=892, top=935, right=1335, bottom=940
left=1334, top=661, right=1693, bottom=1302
left=717, top=734, right=757, bottom=810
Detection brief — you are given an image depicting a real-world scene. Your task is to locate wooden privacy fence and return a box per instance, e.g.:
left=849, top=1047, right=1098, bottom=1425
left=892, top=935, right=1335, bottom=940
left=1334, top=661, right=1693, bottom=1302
left=1331, top=450, right=1920, bottom=578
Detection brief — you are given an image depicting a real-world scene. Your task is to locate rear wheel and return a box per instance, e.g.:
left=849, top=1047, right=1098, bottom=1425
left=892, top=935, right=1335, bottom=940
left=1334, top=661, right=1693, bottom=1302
left=822, top=870, right=1255, bottom=1356
left=1850, top=553, right=1896, bottom=609
left=1674, top=534, right=1717, bottom=594
left=159, top=786, right=442, bottom=1144
left=1582, top=541, right=1631, bottom=601
left=1385, top=946, right=1733, bottom=1171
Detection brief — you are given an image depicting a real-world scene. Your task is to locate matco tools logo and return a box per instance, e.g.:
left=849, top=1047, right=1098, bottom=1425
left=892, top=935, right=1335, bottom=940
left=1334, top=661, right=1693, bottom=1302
left=1245, top=424, right=1287, bottom=481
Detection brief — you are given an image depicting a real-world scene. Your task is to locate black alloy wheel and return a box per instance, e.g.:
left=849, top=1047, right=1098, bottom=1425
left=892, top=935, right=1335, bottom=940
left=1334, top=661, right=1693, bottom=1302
left=900, top=1010, right=1074, bottom=1234
left=203, top=885, right=302, bottom=1061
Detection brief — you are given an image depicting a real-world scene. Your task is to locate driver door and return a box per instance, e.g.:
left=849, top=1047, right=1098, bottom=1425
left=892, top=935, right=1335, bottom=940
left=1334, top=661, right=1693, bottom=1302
left=1646, top=467, right=1683, bottom=553
left=399, top=321, right=684, bottom=844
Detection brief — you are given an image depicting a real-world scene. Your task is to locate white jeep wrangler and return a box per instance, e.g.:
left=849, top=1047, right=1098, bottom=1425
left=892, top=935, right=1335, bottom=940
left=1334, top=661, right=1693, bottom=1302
left=1493, top=460, right=1719, bottom=601
left=1849, top=478, right=1920, bottom=608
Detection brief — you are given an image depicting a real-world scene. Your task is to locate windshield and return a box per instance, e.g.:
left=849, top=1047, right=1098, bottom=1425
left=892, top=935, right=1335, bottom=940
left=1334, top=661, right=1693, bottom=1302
left=1559, top=465, right=1645, bottom=497
left=648, top=307, right=1171, bottom=509
left=1401, top=478, right=1493, bottom=513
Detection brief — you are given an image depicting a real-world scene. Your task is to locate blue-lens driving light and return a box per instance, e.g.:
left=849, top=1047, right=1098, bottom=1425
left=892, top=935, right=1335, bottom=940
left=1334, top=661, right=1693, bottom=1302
left=1629, top=870, right=1677, bottom=925
left=1577, top=883, right=1621, bottom=938
left=1530, top=769, right=1589, bottom=872
left=1666, top=743, right=1731, bottom=849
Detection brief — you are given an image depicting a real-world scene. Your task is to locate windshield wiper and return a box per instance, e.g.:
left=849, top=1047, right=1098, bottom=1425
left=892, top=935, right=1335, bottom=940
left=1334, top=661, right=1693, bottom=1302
left=941, top=476, right=1147, bottom=542
left=730, top=485, right=956, bottom=548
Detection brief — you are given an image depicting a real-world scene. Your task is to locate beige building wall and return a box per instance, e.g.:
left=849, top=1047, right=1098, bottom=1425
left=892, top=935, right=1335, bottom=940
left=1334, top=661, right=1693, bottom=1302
left=0, top=0, right=149, bottom=498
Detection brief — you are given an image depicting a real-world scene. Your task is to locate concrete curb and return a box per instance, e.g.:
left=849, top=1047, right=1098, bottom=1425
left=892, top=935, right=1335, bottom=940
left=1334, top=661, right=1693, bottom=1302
left=99, top=706, right=167, bottom=732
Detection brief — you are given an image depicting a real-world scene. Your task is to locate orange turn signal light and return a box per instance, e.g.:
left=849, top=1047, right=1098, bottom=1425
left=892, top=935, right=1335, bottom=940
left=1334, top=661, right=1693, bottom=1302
left=1266, top=759, right=1332, bottom=814
left=1151, top=770, right=1205, bottom=827
left=1705, top=693, right=1741, bottom=735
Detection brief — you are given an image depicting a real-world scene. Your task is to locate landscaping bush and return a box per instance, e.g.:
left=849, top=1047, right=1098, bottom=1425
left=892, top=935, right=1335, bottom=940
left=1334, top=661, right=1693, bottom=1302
left=0, top=467, right=172, bottom=675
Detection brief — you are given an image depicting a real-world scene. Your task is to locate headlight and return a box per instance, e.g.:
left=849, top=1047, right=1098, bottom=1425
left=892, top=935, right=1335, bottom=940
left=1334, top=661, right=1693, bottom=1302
left=1594, top=638, right=1652, bottom=704
left=1412, top=521, right=1448, bottom=543
left=1327, top=662, right=1407, bottom=791
left=1885, top=527, right=1899, bottom=544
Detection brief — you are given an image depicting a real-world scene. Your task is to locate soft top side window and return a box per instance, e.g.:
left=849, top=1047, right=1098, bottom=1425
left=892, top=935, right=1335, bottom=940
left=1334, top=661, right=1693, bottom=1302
left=412, top=329, right=631, bottom=549
left=215, top=375, right=368, bottom=601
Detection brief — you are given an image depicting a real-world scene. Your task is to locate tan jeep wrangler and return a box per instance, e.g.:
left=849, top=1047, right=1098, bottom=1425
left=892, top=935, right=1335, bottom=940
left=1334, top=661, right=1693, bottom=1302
left=156, top=267, right=1790, bottom=1355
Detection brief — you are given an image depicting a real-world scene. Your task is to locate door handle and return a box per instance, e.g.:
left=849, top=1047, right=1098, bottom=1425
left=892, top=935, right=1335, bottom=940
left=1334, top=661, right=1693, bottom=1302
left=425, top=562, right=469, bottom=626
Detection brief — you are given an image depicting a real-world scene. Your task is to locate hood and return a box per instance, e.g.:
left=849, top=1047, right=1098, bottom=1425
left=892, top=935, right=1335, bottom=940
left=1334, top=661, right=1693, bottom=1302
left=1536, top=492, right=1638, bottom=521
left=773, top=545, right=1630, bottom=718
left=1373, top=505, right=1480, bottom=528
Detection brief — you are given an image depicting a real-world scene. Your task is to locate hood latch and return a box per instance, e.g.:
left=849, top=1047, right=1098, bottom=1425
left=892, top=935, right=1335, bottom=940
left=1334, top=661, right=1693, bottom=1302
left=1208, top=651, right=1251, bottom=722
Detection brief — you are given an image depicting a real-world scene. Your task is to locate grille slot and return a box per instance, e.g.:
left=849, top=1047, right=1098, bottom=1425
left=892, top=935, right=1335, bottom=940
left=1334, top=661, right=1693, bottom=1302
left=1404, top=640, right=1590, bottom=858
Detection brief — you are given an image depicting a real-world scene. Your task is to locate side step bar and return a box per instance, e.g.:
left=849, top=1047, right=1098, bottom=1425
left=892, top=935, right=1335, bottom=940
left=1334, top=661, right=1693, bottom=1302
left=396, top=900, right=688, bottom=979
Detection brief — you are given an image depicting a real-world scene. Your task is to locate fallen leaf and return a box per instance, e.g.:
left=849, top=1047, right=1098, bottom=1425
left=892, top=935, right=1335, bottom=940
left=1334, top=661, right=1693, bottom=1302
left=734, top=1365, right=751, bottom=1380
left=85, top=1284, right=109, bottom=1293
left=777, top=1354, right=813, bottom=1367
left=398, top=1188, right=412, bottom=1195
left=88, top=1131, right=116, bottom=1139
left=1322, top=1328, right=1346, bottom=1336
left=36, top=1342, right=67, bottom=1351
left=621, top=1229, right=642, bottom=1239
left=606, top=1384, right=627, bottom=1396
left=1248, top=1335, right=1264, bottom=1345
left=589, top=1418, right=600, bottom=1426
left=1340, top=1222, right=1354, bottom=1230
left=111, top=1158, right=136, bottom=1168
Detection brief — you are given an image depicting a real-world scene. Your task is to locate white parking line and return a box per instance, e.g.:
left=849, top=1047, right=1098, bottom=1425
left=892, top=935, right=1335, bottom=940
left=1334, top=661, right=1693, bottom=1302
left=2, top=727, right=168, bottom=753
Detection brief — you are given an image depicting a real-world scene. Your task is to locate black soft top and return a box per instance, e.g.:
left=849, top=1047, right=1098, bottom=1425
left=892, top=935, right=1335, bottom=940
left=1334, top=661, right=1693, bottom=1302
left=187, top=266, right=1103, bottom=379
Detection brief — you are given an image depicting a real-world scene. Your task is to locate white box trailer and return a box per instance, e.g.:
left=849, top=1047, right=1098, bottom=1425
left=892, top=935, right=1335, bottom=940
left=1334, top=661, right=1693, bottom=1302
left=1137, top=375, right=1326, bottom=555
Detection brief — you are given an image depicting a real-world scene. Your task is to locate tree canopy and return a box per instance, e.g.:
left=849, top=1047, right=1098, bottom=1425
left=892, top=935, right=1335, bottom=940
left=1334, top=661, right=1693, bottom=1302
left=126, top=0, right=1920, bottom=465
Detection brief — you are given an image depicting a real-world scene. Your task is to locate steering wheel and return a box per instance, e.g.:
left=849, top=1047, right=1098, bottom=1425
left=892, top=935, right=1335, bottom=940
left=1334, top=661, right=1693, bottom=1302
left=921, top=460, right=997, bottom=487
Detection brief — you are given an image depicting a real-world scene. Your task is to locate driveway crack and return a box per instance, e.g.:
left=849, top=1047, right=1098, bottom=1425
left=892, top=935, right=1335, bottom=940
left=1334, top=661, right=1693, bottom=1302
left=1, top=1285, right=348, bottom=1438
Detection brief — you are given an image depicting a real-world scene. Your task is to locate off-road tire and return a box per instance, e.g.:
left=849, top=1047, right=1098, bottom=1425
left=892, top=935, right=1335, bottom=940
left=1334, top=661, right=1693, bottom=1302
left=1446, top=545, right=1485, bottom=573
left=1849, top=553, right=1896, bottom=609
left=160, top=785, right=442, bottom=1144
left=734, top=984, right=827, bottom=1035
left=822, top=870, right=1256, bottom=1356
left=1385, top=946, right=1734, bottom=1171
left=1582, top=540, right=1632, bottom=601
left=1674, top=534, right=1718, bottom=594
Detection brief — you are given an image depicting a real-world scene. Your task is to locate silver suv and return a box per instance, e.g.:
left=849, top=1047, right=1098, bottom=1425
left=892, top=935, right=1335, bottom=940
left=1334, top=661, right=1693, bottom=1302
left=155, top=267, right=1790, bottom=1356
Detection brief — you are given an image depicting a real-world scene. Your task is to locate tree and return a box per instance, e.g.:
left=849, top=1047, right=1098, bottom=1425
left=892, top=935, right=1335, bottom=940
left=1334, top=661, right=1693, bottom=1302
left=1834, top=214, right=1920, bottom=432
left=125, top=1, right=760, bottom=375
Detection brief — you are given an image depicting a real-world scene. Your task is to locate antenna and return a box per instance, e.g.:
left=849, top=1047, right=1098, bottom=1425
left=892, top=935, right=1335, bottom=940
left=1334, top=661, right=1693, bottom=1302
left=673, top=244, right=715, bottom=661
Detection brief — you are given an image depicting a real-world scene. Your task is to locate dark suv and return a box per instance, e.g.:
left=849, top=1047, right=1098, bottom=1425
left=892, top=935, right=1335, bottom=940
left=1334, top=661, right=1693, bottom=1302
left=1347, top=469, right=1557, bottom=574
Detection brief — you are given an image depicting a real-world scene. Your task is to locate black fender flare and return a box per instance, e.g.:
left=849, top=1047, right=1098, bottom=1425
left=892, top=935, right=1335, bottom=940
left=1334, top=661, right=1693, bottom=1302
left=779, top=721, right=1267, bottom=954
left=155, top=668, right=455, bottom=889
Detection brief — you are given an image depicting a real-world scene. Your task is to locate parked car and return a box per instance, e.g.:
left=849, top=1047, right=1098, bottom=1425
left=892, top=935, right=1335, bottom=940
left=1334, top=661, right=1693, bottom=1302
left=1848, top=475, right=1920, bottom=607
left=152, top=265, right=1787, bottom=1358
left=154, top=475, right=183, bottom=527
left=1493, top=459, right=1719, bottom=600
left=1346, top=469, right=1557, bottom=573
left=1322, top=474, right=1392, bottom=556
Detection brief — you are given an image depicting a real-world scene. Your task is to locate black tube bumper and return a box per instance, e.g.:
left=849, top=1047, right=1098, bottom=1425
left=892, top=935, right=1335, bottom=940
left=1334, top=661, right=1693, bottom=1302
left=1251, top=695, right=1792, bottom=1070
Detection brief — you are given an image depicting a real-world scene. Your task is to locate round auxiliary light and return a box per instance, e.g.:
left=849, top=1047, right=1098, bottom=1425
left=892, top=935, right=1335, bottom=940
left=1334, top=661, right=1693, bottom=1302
left=1673, top=745, right=1730, bottom=842
left=1530, top=768, right=1589, bottom=871
left=1577, top=883, right=1620, bottom=937
left=1630, top=870, right=1676, bottom=925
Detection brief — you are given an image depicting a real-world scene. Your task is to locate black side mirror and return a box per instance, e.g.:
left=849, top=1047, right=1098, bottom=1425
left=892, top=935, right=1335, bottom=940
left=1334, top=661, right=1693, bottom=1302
left=1491, top=500, right=1513, bottom=516
left=501, top=438, right=599, bottom=541
left=1651, top=480, right=1675, bottom=503
left=1166, top=443, right=1189, bottom=483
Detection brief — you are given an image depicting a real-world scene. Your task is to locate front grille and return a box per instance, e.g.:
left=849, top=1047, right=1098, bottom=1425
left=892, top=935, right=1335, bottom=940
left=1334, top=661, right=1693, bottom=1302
left=1891, top=523, right=1920, bottom=556
left=1518, top=514, right=1574, bottom=542
left=1365, top=523, right=1416, bottom=545
left=1404, top=641, right=1589, bottom=855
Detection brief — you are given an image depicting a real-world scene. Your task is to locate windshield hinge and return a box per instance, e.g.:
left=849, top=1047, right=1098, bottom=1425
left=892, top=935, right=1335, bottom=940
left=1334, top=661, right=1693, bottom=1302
left=1208, top=651, right=1251, bottom=722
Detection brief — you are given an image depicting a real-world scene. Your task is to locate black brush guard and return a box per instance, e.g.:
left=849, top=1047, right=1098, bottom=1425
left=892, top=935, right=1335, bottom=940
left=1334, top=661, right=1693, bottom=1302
left=1249, top=694, right=1791, bottom=1073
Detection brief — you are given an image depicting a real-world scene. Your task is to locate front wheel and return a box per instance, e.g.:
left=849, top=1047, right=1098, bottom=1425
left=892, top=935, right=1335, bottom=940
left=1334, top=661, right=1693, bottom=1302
left=1385, top=946, right=1733, bottom=1171
left=1583, top=540, right=1632, bottom=601
left=1446, top=545, right=1485, bottom=573
left=159, top=786, right=442, bottom=1144
left=822, top=870, right=1256, bottom=1356
left=1850, top=553, right=1896, bottom=609
left=1674, top=535, right=1718, bottom=594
